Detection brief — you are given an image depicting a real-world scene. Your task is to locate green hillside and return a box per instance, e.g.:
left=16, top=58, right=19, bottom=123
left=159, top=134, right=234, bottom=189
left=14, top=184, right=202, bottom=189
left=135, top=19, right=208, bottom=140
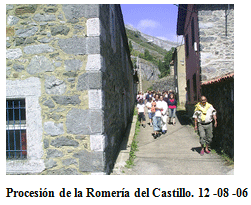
left=126, top=27, right=175, bottom=79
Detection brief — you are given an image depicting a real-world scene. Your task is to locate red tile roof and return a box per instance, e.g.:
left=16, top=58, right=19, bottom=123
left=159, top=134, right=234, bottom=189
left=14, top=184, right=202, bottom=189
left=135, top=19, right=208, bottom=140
left=201, top=72, right=234, bottom=85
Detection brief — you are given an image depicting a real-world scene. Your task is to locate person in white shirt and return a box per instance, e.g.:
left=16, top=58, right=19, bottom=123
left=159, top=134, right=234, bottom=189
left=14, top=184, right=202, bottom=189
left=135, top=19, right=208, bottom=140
left=193, top=96, right=217, bottom=156
left=152, top=94, right=163, bottom=138
left=137, top=99, right=146, bottom=128
left=159, top=95, right=168, bottom=134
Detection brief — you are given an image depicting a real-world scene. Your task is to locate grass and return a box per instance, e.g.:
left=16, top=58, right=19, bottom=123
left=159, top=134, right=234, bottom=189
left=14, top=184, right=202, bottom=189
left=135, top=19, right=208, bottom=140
left=125, top=109, right=140, bottom=168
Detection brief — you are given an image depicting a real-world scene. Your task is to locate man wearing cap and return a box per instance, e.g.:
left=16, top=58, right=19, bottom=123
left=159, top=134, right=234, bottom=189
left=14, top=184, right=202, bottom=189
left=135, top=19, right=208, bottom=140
left=193, top=96, right=217, bottom=156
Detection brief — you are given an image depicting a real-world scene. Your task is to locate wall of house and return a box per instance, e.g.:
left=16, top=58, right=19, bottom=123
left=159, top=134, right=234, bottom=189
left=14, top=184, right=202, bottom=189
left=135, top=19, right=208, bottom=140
left=99, top=5, right=135, bottom=173
left=198, top=5, right=234, bottom=159
left=174, top=45, right=186, bottom=108
left=6, top=4, right=135, bottom=175
left=182, top=5, right=201, bottom=116
left=198, top=5, right=234, bottom=82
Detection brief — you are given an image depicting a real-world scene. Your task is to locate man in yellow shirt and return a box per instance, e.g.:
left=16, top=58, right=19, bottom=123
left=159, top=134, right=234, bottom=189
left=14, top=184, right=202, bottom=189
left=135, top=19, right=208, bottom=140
left=193, top=96, right=217, bottom=156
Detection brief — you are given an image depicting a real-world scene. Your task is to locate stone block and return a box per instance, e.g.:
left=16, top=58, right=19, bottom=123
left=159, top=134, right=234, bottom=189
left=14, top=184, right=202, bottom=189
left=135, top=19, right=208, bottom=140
left=88, top=72, right=102, bottom=89
left=86, top=37, right=100, bottom=54
left=80, top=151, right=104, bottom=172
left=46, top=149, right=64, bottom=158
left=13, top=64, right=24, bottom=72
left=85, top=4, right=100, bottom=18
left=44, top=139, right=49, bottom=149
left=86, top=54, right=102, bottom=71
left=66, top=108, right=103, bottom=135
left=73, top=150, right=104, bottom=172
left=6, top=48, right=22, bottom=59
left=51, top=136, right=79, bottom=147
left=76, top=72, right=102, bottom=91
left=7, top=16, right=19, bottom=26
left=62, top=158, right=78, bottom=166
left=50, top=25, right=70, bottom=36
left=44, top=121, right=64, bottom=136
left=27, top=55, right=55, bottom=74
left=87, top=18, right=100, bottom=36
left=90, top=135, right=106, bottom=151
left=58, top=37, right=86, bottom=55
left=33, top=13, right=56, bottom=22
left=15, top=5, right=37, bottom=15
left=15, top=26, right=38, bottom=38
left=64, top=59, right=83, bottom=71
left=24, top=44, right=54, bottom=54
left=44, top=75, right=66, bottom=95
left=43, top=99, right=55, bottom=108
left=76, top=73, right=89, bottom=91
left=52, top=95, right=81, bottom=105
left=45, top=159, right=57, bottom=169
left=89, top=90, right=102, bottom=109
left=62, top=4, right=86, bottom=20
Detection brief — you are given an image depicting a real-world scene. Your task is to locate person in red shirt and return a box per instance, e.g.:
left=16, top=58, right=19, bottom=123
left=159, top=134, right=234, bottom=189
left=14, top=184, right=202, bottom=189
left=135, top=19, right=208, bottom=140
left=167, top=93, right=177, bottom=125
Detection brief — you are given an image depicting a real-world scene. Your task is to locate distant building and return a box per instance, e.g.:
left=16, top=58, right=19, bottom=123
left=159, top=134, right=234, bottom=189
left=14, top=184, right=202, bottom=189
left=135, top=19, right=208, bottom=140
left=172, top=45, right=186, bottom=108
left=177, top=4, right=234, bottom=158
left=6, top=4, right=136, bottom=175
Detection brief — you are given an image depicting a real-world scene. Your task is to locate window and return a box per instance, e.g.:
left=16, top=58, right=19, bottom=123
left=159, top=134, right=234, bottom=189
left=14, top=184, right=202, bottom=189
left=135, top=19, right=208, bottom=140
left=6, top=77, right=44, bottom=174
left=6, top=99, right=27, bottom=159
left=185, top=34, right=189, bottom=56
left=191, top=17, right=195, bottom=48
left=193, top=73, right=197, bottom=101
left=187, top=79, right=191, bottom=102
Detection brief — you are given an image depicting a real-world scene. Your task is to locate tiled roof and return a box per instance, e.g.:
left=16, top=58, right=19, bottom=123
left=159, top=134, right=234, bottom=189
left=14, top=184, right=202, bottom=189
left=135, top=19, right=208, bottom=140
left=201, top=72, right=234, bottom=85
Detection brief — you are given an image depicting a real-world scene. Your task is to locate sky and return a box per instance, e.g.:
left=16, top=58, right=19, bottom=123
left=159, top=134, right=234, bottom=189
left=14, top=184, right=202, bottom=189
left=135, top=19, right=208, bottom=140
left=120, top=4, right=183, bottom=44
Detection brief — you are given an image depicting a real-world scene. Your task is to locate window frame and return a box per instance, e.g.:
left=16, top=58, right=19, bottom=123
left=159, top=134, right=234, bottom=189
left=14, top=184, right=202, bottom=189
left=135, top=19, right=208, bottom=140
left=6, top=77, right=45, bottom=174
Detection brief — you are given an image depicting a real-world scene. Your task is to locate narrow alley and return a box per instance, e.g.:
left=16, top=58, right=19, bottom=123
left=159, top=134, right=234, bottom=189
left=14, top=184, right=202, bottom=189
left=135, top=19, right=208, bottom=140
left=113, top=109, right=234, bottom=175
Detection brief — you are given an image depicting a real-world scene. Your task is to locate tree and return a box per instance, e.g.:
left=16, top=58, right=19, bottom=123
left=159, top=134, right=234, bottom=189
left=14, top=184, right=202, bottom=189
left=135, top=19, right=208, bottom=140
left=158, top=47, right=175, bottom=78
left=128, top=40, right=133, bottom=53
left=144, top=49, right=153, bottom=61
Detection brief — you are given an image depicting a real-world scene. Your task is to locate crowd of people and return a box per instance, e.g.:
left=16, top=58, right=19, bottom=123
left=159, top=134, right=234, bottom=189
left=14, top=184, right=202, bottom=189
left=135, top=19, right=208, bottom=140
left=136, top=90, right=177, bottom=139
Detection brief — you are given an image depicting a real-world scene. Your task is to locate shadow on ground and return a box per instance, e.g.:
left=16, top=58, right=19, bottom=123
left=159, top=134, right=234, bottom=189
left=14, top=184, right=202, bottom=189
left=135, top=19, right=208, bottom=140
left=176, top=110, right=193, bottom=125
left=191, top=147, right=201, bottom=154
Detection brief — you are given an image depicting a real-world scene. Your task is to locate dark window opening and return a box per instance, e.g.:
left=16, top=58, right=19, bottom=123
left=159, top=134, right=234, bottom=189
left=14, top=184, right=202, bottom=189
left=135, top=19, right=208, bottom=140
left=187, top=79, right=191, bottom=102
left=193, top=74, right=197, bottom=101
left=185, top=34, right=189, bottom=56
left=6, top=99, right=27, bottom=159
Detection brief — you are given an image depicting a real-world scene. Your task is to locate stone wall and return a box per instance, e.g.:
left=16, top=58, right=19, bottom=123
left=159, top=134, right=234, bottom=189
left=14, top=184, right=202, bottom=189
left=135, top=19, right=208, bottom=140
left=198, top=5, right=234, bottom=159
left=198, top=5, right=234, bottom=82
left=201, top=78, right=234, bottom=159
left=6, top=4, right=135, bottom=175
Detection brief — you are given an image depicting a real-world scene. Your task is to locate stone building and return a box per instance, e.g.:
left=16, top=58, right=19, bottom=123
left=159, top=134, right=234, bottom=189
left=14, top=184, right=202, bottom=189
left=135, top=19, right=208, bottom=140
left=6, top=4, right=136, bottom=175
left=177, top=4, right=234, bottom=158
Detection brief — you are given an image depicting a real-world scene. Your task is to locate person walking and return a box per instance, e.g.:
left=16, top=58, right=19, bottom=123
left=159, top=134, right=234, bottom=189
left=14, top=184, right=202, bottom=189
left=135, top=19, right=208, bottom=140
left=167, top=93, right=177, bottom=125
left=137, top=99, right=146, bottom=128
left=159, top=95, right=168, bottom=134
left=193, top=96, right=217, bottom=156
left=146, top=97, right=154, bottom=127
left=152, top=94, right=163, bottom=139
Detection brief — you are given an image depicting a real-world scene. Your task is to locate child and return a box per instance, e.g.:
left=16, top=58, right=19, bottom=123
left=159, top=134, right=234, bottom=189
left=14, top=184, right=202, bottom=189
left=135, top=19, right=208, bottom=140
left=137, top=99, right=146, bottom=128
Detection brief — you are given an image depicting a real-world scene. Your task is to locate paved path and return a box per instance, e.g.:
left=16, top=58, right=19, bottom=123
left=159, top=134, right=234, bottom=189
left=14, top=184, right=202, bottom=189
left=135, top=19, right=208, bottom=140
left=113, top=110, right=234, bottom=175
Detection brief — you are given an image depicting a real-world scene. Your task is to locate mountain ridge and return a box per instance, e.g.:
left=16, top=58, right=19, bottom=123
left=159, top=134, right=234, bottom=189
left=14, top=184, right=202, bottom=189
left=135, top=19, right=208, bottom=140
left=125, top=24, right=178, bottom=51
